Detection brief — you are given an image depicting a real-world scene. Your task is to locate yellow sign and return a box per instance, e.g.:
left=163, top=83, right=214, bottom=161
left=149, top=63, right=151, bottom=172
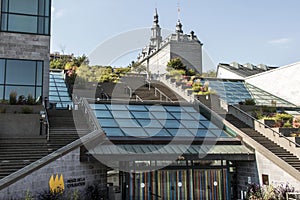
left=49, top=174, right=65, bottom=193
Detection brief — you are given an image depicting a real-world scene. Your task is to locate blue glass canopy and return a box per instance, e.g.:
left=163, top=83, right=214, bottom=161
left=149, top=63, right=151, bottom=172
left=91, top=104, right=232, bottom=138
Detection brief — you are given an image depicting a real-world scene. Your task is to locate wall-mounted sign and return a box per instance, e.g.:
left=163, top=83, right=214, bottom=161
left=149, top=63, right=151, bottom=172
left=66, top=177, right=86, bottom=188
left=49, top=174, right=65, bottom=193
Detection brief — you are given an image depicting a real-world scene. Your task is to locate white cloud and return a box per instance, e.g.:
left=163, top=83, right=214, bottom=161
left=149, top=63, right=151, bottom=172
left=268, top=38, right=292, bottom=45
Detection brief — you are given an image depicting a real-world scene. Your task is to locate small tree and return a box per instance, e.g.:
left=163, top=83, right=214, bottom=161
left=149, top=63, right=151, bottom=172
left=167, top=57, right=186, bottom=72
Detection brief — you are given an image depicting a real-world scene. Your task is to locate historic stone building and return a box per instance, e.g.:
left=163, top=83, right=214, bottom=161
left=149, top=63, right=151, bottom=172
left=137, top=9, right=203, bottom=75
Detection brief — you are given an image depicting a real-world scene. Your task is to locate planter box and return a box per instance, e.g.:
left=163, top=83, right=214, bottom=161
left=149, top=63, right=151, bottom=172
left=195, top=94, right=220, bottom=108
left=278, top=128, right=300, bottom=137
left=0, top=113, right=42, bottom=138
left=238, top=105, right=256, bottom=112
left=264, top=119, right=276, bottom=128
left=0, top=104, right=44, bottom=114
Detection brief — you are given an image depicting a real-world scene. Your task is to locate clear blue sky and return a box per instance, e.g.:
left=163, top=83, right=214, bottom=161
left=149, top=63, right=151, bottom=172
left=51, top=0, right=300, bottom=71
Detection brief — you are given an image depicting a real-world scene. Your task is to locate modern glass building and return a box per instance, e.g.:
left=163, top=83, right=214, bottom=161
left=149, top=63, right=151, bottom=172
left=88, top=102, right=255, bottom=199
left=0, top=0, right=51, bottom=101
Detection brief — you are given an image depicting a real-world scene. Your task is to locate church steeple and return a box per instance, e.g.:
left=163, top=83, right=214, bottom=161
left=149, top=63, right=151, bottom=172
left=176, top=3, right=183, bottom=34
left=176, top=20, right=183, bottom=33
left=150, top=8, right=162, bottom=49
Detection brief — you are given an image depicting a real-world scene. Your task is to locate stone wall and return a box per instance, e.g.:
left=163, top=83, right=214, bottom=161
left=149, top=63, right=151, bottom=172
left=0, top=32, right=50, bottom=100
left=0, top=148, right=107, bottom=199
left=236, top=160, right=259, bottom=198
left=170, top=40, right=202, bottom=74
left=256, top=151, right=300, bottom=189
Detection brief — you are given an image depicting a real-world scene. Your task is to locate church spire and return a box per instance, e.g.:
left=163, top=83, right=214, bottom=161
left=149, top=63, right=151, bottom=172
left=150, top=8, right=162, bottom=49
left=153, top=8, right=159, bottom=25
left=176, top=3, right=183, bottom=33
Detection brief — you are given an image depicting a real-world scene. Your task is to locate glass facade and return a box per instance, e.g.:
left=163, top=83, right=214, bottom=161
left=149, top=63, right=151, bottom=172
left=1, top=0, right=51, bottom=35
left=0, top=58, right=43, bottom=100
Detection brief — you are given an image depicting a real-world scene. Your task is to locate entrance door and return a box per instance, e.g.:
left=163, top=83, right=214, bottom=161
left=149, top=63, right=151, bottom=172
left=128, top=169, right=227, bottom=200
left=192, top=169, right=227, bottom=200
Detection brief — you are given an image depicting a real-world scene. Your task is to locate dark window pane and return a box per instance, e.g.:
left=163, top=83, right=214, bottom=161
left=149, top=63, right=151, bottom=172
left=6, top=60, right=36, bottom=85
left=36, top=61, right=43, bottom=85
left=38, top=0, right=45, bottom=15
left=181, top=120, right=205, bottom=129
left=1, top=14, right=8, bottom=30
left=5, top=86, right=35, bottom=99
left=0, top=60, right=5, bottom=84
left=36, top=86, right=42, bottom=99
left=8, top=14, right=37, bottom=33
left=0, top=86, right=3, bottom=100
left=9, top=0, right=38, bottom=15
left=45, top=0, right=50, bottom=16
left=170, top=112, right=194, bottom=120
left=194, top=129, right=216, bottom=138
left=38, top=17, right=44, bottom=34
left=111, top=110, right=132, bottom=119
left=44, top=17, right=49, bottom=34
left=2, top=0, right=8, bottom=12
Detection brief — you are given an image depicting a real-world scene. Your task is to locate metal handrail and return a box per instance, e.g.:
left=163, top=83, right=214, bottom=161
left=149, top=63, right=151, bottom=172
left=135, top=95, right=143, bottom=102
left=80, top=98, right=101, bottom=131
left=230, top=104, right=300, bottom=148
left=125, top=85, right=132, bottom=97
left=44, top=107, right=50, bottom=141
left=286, top=192, right=300, bottom=200
left=145, top=79, right=151, bottom=90
left=154, top=87, right=174, bottom=103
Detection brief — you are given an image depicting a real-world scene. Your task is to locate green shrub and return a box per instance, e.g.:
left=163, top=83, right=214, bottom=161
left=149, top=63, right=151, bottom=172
left=27, top=94, right=36, bottom=105
left=0, top=107, right=6, bottom=113
left=244, top=98, right=256, bottom=105
left=0, top=99, right=8, bottom=104
left=9, top=91, right=17, bottom=105
left=275, top=113, right=293, bottom=122
left=21, top=107, right=33, bottom=114
left=283, top=121, right=293, bottom=128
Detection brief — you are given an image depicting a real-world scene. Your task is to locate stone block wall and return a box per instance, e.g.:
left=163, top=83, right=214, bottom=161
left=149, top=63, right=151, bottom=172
left=0, top=148, right=107, bottom=199
left=170, top=40, right=202, bottom=74
left=0, top=32, right=50, bottom=100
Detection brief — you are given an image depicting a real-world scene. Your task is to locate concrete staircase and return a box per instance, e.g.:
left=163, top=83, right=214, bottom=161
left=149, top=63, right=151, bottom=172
left=0, top=109, right=90, bottom=180
left=47, top=110, right=90, bottom=146
left=226, top=114, right=300, bottom=172
left=0, top=138, right=50, bottom=179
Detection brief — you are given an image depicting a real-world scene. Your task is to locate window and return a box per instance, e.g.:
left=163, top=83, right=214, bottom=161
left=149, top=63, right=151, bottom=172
left=0, top=58, right=43, bottom=100
left=1, top=0, right=51, bottom=35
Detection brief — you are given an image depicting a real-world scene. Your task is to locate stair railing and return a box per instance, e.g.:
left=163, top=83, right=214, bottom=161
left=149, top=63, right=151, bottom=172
left=80, top=98, right=101, bottom=131
left=230, top=104, right=300, bottom=148
left=44, top=107, right=50, bottom=141
left=135, top=95, right=144, bottom=102
left=154, top=87, right=174, bottom=103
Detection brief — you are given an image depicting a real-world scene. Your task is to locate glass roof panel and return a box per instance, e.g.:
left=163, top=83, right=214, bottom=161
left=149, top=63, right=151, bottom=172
left=144, top=128, right=171, bottom=137
left=137, top=119, right=162, bottom=128
left=103, top=128, right=124, bottom=137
